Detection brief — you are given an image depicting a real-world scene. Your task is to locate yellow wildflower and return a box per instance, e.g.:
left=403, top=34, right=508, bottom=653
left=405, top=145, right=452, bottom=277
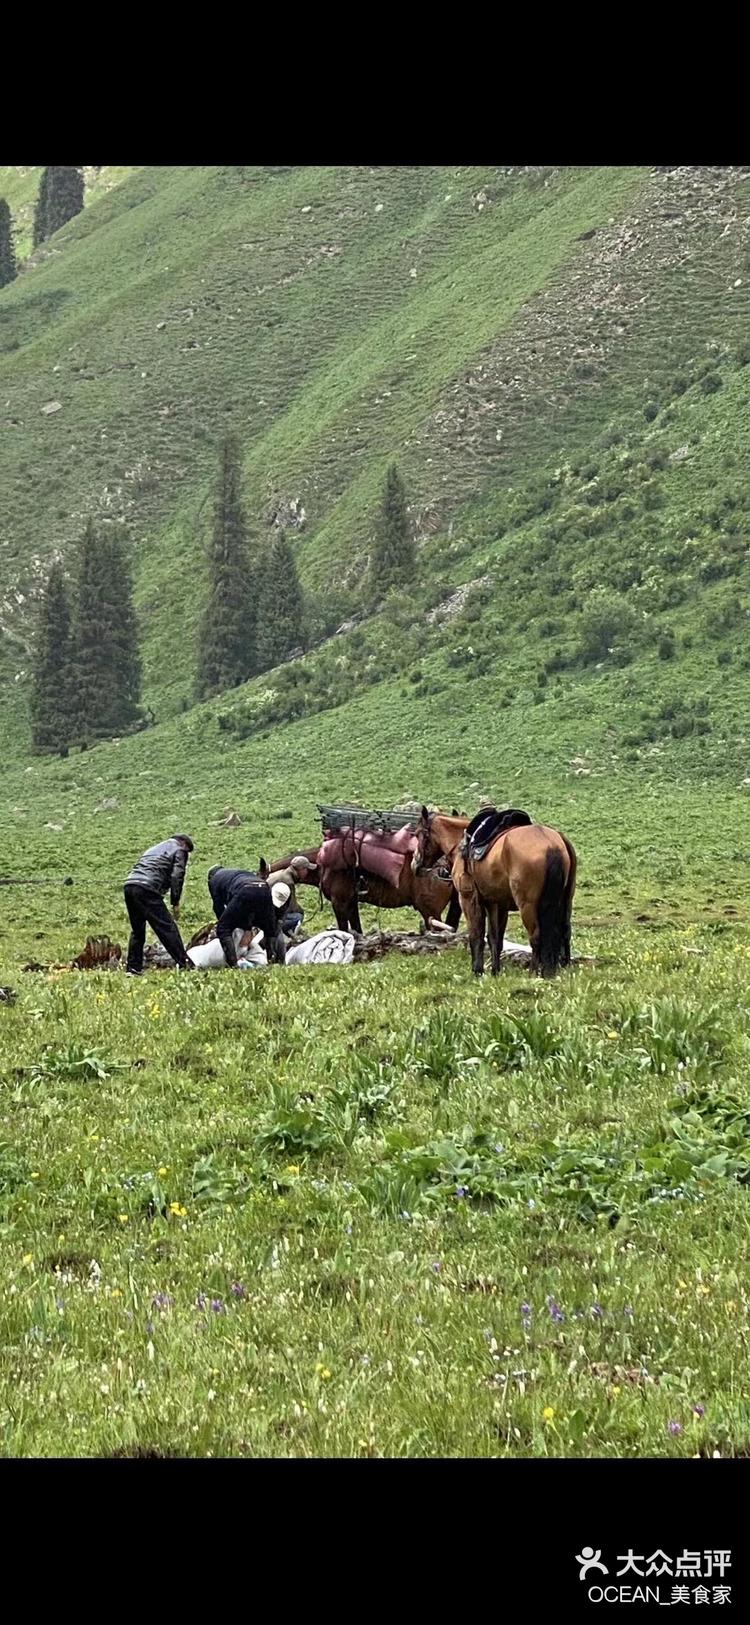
left=286, top=1164, right=301, bottom=1176
left=696, top=1283, right=710, bottom=1297
left=726, top=1300, right=737, bottom=1313
left=168, top=1201, right=188, bottom=1218
left=605, top=1031, right=618, bottom=1041
left=315, top=1362, right=332, bottom=1381
left=57, top=1233, right=65, bottom=1244
left=157, top=1166, right=169, bottom=1178
left=22, top=1253, right=34, bottom=1267
left=118, top=1214, right=129, bottom=1225
left=542, top=1406, right=555, bottom=1422
left=111, top=1288, right=122, bottom=1298
left=31, top=1172, right=41, bottom=1181
left=611, top=1385, right=621, bottom=1396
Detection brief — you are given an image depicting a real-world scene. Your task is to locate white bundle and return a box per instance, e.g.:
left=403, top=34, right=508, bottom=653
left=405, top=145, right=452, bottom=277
left=285, top=930, right=355, bottom=966
left=188, top=930, right=267, bottom=969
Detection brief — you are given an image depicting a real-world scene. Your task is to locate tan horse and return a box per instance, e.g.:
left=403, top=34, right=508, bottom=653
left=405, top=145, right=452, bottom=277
left=413, top=808, right=577, bottom=977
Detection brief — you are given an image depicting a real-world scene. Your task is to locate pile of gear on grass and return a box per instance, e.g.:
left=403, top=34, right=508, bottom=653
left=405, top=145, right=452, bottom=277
left=19, top=800, right=569, bottom=978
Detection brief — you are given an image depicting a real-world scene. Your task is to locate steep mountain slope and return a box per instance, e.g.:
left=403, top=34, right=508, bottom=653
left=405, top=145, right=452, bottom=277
left=1, top=164, right=749, bottom=770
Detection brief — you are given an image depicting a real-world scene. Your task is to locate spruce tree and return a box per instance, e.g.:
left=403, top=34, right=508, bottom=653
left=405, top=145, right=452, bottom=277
left=72, top=520, right=142, bottom=742
left=258, top=529, right=305, bottom=668
left=0, top=199, right=16, bottom=288
left=196, top=436, right=255, bottom=698
left=32, top=167, right=50, bottom=248
left=30, top=563, right=74, bottom=756
left=33, top=166, right=84, bottom=247
left=369, top=463, right=415, bottom=600
left=99, top=528, right=142, bottom=732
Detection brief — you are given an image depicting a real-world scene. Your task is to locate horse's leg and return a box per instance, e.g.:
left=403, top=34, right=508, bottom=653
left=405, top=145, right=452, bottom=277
left=461, top=887, right=486, bottom=976
left=348, top=888, right=363, bottom=934
left=486, top=901, right=508, bottom=976
left=330, top=874, right=355, bottom=933
left=445, top=888, right=462, bottom=931
left=416, top=876, right=440, bottom=934
left=519, top=900, right=542, bottom=974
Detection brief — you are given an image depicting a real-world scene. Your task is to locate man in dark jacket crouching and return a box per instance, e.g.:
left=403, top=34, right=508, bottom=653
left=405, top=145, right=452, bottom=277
left=207, top=866, right=286, bottom=966
left=124, top=835, right=194, bottom=974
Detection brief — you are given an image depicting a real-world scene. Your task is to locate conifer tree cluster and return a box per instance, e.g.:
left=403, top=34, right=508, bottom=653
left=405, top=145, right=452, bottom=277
left=197, top=437, right=309, bottom=693
left=33, top=166, right=85, bottom=248
left=0, top=198, right=16, bottom=288
left=30, top=522, right=142, bottom=755
left=369, top=463, right=415, bottom=599
left=74, top=520, right=142, bottom=740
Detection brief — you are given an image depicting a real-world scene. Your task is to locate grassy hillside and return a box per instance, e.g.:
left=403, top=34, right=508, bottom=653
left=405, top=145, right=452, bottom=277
left=1, top=165, right=750, bottom=1457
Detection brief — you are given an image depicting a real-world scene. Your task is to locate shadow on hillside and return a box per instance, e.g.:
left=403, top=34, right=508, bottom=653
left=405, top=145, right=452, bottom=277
left=0, top=287, right=72, bottom=352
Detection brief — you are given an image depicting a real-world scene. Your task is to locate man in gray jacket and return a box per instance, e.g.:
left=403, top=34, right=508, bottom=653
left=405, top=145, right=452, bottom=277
left=124, top=835, right=194, bottom=974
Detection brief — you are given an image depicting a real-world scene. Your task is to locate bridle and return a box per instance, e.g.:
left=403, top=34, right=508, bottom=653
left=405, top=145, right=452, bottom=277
left=413, top=821, right=454, bottom=883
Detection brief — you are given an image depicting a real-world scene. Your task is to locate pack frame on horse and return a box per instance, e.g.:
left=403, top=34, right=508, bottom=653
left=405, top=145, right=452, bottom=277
left=269, top=822, right=462, bottom=936
left=412, top=806, right=577, bottom=976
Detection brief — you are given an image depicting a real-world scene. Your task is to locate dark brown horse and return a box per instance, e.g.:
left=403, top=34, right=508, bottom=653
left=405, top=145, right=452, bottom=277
left=413, top=808, right=577, bottom=976
left=269, top=845, right=461, bottom=935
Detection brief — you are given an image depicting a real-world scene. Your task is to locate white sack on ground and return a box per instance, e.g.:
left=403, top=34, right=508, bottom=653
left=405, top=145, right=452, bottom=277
left=286, top=930, right=356, bottom=965
left=188, top=930, right=264, bottom=969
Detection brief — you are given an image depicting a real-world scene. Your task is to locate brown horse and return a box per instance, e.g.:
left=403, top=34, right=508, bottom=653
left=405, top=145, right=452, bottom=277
left=412, top=808, right=577, bottom=977
left=269, top=845, right=461, bottom=935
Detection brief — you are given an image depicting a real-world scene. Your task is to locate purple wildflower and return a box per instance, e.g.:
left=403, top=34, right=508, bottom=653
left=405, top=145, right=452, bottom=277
left=692, top=1403, right=706, bottom=1419
left=494, top=1144, right=504, bottom=1155
left=145, top=1319, right=154, bottom=1336
left=521, top=1302, right=532, bottom=1321
left=195, top=1291, right=207, bottom=1310
left=591, top=1302, right=604, bottom=1320
left=210, top=1297, right=225, bottom=1314
left=667, top=1420, right=683, bottom=1436
left=623, top=1304, right=634, bottom=1319
left=546, top=1295, right=565, bottom=1324
left=455, top=1185, right=468, bottom=1199
left=151, top=1291, right=172, bottom=1312
left=230, top=1281, right=247, bottom=1300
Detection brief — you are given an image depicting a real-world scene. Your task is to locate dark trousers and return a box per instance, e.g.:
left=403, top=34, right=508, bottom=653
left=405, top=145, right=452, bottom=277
left=124, top=883, right=189, bottom=973
left=216, top=886, right=286, bottom=967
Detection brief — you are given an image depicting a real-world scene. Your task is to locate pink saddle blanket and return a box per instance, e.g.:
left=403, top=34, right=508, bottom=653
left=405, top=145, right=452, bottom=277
left=317, top=824, right=415, bottom=890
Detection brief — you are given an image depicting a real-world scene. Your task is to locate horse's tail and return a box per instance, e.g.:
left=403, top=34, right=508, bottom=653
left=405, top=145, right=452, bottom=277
left=536, top=847, right=570, bottom=976
left=560, top=836, right=577, bottom=966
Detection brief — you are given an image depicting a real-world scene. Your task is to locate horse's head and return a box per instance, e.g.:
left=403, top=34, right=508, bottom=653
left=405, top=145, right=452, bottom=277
left=412, top=805, right=438, bottom=875
left=413, top=806, right=468, bottom=876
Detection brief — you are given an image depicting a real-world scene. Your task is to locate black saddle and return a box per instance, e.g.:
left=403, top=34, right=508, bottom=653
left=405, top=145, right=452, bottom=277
left=460, top=806, right=533, bottom=862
